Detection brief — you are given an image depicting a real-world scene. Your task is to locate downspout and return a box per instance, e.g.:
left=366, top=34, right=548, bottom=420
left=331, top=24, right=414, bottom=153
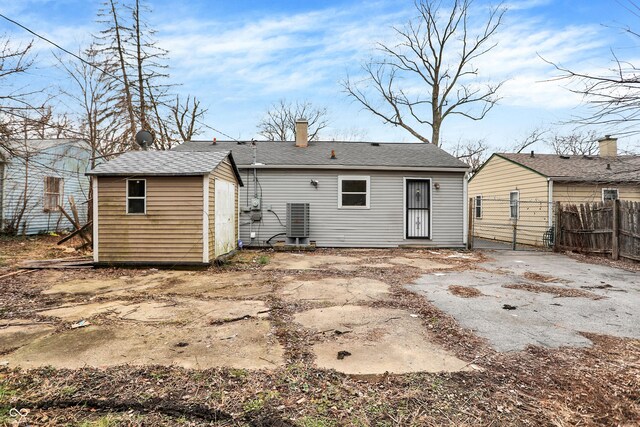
left=463, top=171, right=469, bottom=247
left=547, top=178, right=554, bottom=227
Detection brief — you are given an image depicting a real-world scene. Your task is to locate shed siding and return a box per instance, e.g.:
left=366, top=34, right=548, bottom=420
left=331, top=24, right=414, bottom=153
left=238, top=168, right=465, bottom=247
left=97, top=176, right=203, bottom=263
left=1, top=144, right=90, bottom=235
left=208, top=160, right=239, bottom=261
left=468, top=155, right=550, bottom=246
left=553, top=182, right=640, bottom=203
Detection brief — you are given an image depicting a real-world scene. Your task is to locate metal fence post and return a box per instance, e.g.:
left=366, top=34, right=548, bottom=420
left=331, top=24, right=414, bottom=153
left=468, top=197, right=474, bottom=250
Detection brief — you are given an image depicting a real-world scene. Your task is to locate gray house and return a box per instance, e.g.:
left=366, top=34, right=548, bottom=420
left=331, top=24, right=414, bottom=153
left=0, top=139, right=91, bottom=235
left=175, top=120, right=470, bottom=248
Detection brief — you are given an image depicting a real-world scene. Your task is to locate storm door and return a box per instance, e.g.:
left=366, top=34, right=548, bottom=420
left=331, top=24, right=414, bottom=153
left=406, top=179, right=431, bottom=239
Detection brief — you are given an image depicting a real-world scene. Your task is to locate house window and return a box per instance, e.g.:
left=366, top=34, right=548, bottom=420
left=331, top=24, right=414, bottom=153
left=127, top=179, right=146, bottom=214
left=338, top=176, right=370, bottom=209
left=475, top=195, right=482, bottom=219
left=43, top=177, right=63, bottom=212
left=509, top=191, right=519, bottom=219
left=602, top=188, right=619, bottom=202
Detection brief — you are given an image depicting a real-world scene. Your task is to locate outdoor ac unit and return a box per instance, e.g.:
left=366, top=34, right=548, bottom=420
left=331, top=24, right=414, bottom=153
left=286, top=203, right=310, bottom=245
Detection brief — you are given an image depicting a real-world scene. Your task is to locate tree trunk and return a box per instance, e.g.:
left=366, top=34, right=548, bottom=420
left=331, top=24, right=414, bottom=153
left=109, top=0, right=137, bottom=142
left=134, top=0, right=148, bottom=131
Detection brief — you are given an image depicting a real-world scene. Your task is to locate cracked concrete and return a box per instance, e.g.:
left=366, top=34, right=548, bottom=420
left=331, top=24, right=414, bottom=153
left=279, top=277, right=390, bottom=304
left=407, top=251, right=640, bottom=352
left=294, top=305, right=469, bottom=374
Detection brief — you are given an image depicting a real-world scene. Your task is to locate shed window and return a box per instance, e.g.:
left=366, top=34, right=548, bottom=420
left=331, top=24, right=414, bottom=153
left=338, top=176, right=370, bottom=209
left=602, top=188, right=618, bottom=202
left=127, top=179, right=146, bottom=214
left=475, top=195, right=482, bottom=219
left=509, top=191, right=519, bottom=219
left=43, top=177, right=63, bottom=212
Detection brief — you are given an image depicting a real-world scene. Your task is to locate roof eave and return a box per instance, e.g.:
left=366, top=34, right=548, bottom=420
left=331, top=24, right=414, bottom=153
left=234, top=164, right=469, bottom=172
left=549, top=176, right=640, bottom=184
left=86, top=172, right=210, bottom=177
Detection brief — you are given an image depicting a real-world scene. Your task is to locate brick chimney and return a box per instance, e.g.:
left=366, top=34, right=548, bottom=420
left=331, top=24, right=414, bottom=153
left=598, top=135, right=617, bottom=157
left=295, top=118, right=308, bottom=148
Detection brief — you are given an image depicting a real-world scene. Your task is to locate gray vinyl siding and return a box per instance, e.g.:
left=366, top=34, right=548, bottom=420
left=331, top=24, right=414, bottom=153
left=1, top=143, right=90, bottom=235
left=239, top=168, right=465, bottom=248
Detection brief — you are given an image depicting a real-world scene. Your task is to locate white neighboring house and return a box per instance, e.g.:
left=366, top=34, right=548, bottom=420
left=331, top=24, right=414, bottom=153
left=0, top=139, right=91, bottom=235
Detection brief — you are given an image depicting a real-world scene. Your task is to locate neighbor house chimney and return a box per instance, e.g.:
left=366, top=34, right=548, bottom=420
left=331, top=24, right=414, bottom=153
left=598, top=135, right=617, bottom=157
left=295, top=118, right=308, bottom=148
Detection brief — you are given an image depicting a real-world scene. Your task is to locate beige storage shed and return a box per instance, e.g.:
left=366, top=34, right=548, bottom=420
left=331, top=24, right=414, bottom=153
left=87, top=150, right=243, bottom=266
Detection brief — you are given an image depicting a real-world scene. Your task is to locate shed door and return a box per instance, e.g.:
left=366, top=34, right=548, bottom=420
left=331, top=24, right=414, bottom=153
left=406, top=179, right=431, bottom=239
left=214, top=179, right=236, bottom=257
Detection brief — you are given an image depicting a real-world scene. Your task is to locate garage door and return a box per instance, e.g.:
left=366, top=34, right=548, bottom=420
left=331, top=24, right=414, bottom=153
left=214, top=179, right=236, bottom=257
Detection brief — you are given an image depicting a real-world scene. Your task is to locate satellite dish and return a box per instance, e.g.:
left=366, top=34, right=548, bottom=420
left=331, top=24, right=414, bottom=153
left=135, top=130, right=153, bottom=149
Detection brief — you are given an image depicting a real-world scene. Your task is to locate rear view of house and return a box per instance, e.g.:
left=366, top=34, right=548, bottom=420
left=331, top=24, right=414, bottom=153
left=174, top=120, right=471, bottom=248
left=87, top=151, right=243, bottom=266
left=468, top=136, right=640, bottom=248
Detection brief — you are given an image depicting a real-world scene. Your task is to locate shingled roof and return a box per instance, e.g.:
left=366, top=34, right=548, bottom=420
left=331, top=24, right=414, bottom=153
left=493, top=153, right=640, bottom=183
left=87, top=150, right=243, bottom=185
left=173, top=140, right=469, bottom=170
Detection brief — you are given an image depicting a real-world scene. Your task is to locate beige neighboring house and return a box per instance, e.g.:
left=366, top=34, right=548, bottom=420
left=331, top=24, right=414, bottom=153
left=468, top=136, right=640, bottom=247
left=87, top=151, right=243, bottom=266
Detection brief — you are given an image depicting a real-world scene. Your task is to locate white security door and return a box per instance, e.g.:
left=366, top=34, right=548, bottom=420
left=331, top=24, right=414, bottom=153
left=214, top=179, right=236, bottom=257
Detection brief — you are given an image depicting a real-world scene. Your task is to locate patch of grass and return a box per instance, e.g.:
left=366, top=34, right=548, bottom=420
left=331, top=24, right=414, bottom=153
left=78, top=415, right=119, bottom=427
left=298, top=416, right=337, bottom=427
left=242, top=391, right=279, bottom=413
left=0, top=384, right=17, bottom=426
left=257, top=255, right=270, bottom=265
left=229, top=368, right=248, bottom=378
left=243, top=398, right=264, bottom=413
left=59, top=385, right=76, bottom=396
left=0, top=383, right=16, bottom=400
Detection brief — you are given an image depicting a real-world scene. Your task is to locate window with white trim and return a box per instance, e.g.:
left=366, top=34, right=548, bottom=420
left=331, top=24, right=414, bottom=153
left=475, top=195, right=482, bottom=219
left=43, top=177, right=63, bottom=212
left=509, top=191, right=519, bottom=219
left=338, top=176, right=370, bottom=208
left=602, top=188, right=619, bottom=202
left=127, top=179, right=146, bottom=214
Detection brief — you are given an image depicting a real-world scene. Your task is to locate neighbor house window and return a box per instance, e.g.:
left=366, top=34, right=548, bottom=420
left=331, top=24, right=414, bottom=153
left=509, top=191, right=519, bottom=219
left=43, top=177, right=63, bottom=212
left=475, top=195, right=482, bottom=219
left=338, top=176, right=370, bottom=209
left=127, top=179, right=146, bottom=214
left=602, top=188, right=619, bottom=202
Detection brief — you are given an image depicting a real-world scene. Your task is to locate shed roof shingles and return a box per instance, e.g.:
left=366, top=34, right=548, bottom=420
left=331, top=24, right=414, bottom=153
left=498, top=153, right=640, bottom=182
left=87, top=150, right=231, bottom=176
left=173, top=140, right=469, bottom=169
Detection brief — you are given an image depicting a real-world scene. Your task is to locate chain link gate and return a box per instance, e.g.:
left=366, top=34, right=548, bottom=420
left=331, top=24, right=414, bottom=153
left=469, top=197, right=555, bottom=250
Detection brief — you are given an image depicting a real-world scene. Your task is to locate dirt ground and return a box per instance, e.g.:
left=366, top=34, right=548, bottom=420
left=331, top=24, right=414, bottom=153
left=1, top=236, right=639, bottom=426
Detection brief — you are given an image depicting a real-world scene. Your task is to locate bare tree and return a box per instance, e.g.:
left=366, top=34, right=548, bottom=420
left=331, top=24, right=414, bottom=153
left=548, top=130, right=599, bottom=156
left=446, top=138, right=489, bottom=174
left=506, top=127, right=549, bottom=153
left=171, top=95, right=206, bottom=142
left=343, top=0, right=505, bottom=146
left=258, top=99, right=329, bottom=141
left=56, top=46, right=124, bottom=167
left=0, top=35, right=33, bottom=110
left=546, top=1, right=640, bottom=136
left=258, top=99, right=328, bottom=141
left=96, top=0, right=202, bottom=150
left=0, top=35, right=35, bottom=144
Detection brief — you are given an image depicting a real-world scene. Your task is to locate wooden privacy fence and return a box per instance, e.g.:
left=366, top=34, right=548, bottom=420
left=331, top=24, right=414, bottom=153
left=555, top=200, right=640, bottom=262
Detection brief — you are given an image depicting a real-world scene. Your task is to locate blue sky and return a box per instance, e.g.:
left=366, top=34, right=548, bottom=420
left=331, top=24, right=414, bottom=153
left=1, top=0, right=639, bottom=153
